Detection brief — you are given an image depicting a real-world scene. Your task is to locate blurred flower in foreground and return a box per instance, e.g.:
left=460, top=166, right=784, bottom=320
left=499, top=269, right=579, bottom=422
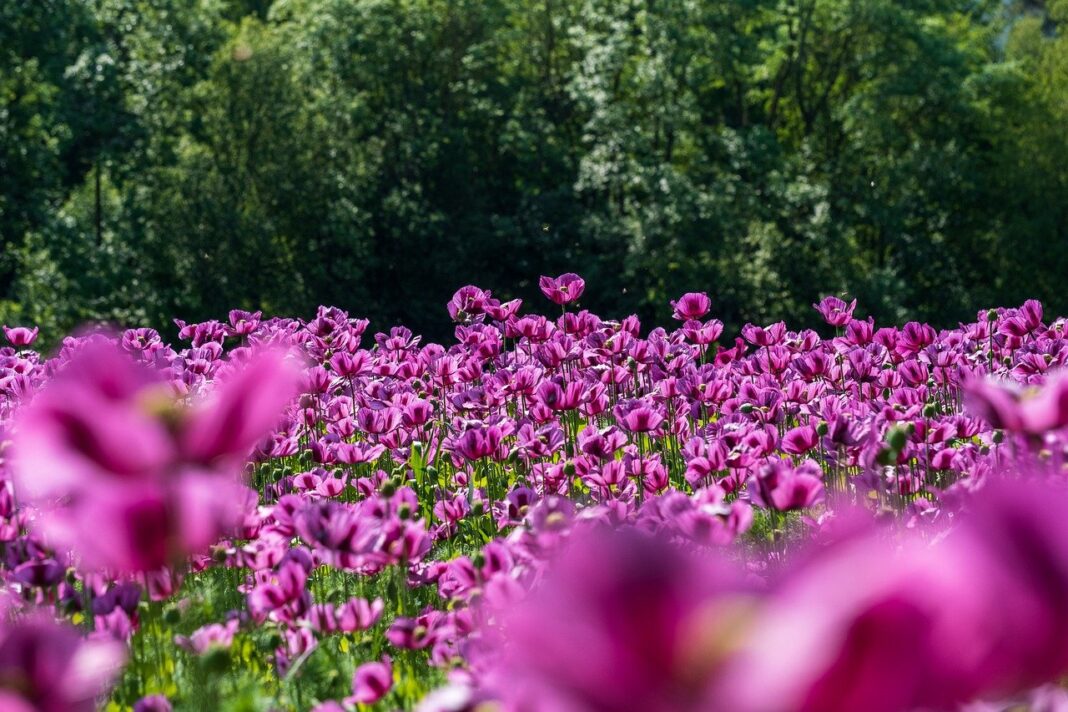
left=347, top=656, right=393, bottom=705
left=724, top=475, right=1068, bottom=712
left=483, top=526, right=753, bottom=712
left=0, top=614, right=125, bottom=712
left=963, top=372, right=1068, bottom=436
left=480, top=476, right=1068, bottom=712
left=11, top=340, right=301, bottom=572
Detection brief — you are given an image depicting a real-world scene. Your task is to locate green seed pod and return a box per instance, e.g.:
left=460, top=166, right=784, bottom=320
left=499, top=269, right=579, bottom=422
left=200, top=647, right=231, bottom=675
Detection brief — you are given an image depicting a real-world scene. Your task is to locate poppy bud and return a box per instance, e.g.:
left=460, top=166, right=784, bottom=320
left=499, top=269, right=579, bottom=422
left=886, top=426, right=908, bottom=452
left=200, top=647, right=230, bottom=675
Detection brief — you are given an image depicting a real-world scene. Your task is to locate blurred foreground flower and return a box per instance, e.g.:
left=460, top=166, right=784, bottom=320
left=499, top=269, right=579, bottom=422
left=11, top=340, right=300, bottom=572
left=480, top=476, right=1068, bottom=712
left=0, top=614, right=125, bottom=712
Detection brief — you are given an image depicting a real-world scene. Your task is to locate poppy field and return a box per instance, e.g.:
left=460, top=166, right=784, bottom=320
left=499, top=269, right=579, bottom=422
left=2, top=274, right=1068, bottom=711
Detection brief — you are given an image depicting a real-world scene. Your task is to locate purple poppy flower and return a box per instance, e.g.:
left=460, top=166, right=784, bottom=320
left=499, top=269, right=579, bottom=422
left=3, top=326, right=39, bottom=347
left=174, top=619, right=239, bottom=656
left=748, top=459, right=824, bottom=511
left=963, top=372, right=1068, bottom=435
left=133, top=695, right=172, bottom=712
left=484, top=527, right=748, bottom=712
left=447, top=286, right=493, bottom=323
left=346, top=656, right=393, bottom=705
left=227, top=310, right=262, bottom=336
left=812, top=297, right=857, bottom=328
left=11, top=341, right=300, bottom=572
left=538, top=273, right=586, bottom=305
left=671, top=292, right=712, bottom=321
left=614, top=399, right=666, bottom=434
left=454, top=423, right=504, bottom=461
left=741, top=322, right=786, bottom=347
left=0, top=614, right=125, bottom=712
left=782, top=424, right=819, bottom=455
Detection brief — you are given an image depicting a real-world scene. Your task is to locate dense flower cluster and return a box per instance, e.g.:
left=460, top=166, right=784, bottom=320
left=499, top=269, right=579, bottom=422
left=0, top=279, right=1066, bottom=710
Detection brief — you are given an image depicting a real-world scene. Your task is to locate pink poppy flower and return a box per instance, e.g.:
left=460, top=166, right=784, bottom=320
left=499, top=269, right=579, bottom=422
left=11, top=341, right=300, bottom=572
left=0, top=614, right=125, bottom=712
left=963, top=372, right=1068, bottom=435
left=346, top=656, right=393, bottom=705
left=671, top=292, right=712, bottom=321
left=812, top=297, right=857, bottom=328
left=3, top=326, right=39, bottom=347
left=538, top=273, right=586, bottom=305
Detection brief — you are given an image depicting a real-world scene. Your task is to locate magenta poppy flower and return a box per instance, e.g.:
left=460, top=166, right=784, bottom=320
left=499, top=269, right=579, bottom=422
left=782, top=424, right=819, bottom=455
left=454, top=423, right=504, bottom=461
left=133, top=695, right=172, bottom=712
left=720, top=526, right=983, bottom=712
left=812, top=296, right=857, bottom=327
left=681, top=319, right=724, bottom=345
left=748, top=459, right=824, bottom=511
left=963, top=372, right=1068, bottom=435
left=614, top=399, right=666, bottom=434
left=741, top=322, right=786, bottom=347
left=484, top=527, right=747, bottom=712
left=3, top=325, right=39, bottom=347
left=722, top=476, right=1068, bottom=712
left=447, top=286, right=492, bottom=323
left=0, top=614, right=125, bottom=712
left=174, top=619, right=239, bottom=656
left=538, top=273, right=586, bottom=305
left=671, top=292, right=712, bottom=321
left=484, top=298, right=522, bottom=321
left=346, top=656, right=393, bottom=705
left=227, top=310, right=262, bottom=336
left=11, top=341, right=301, bottom=572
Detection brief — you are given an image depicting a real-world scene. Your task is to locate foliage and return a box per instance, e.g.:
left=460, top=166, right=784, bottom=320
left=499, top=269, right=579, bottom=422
left=2, top=0, right=1068, bottom=340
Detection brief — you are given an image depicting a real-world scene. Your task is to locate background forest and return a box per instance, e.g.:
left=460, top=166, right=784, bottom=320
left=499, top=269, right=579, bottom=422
left=3, top=0, right=1068, bottom=341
